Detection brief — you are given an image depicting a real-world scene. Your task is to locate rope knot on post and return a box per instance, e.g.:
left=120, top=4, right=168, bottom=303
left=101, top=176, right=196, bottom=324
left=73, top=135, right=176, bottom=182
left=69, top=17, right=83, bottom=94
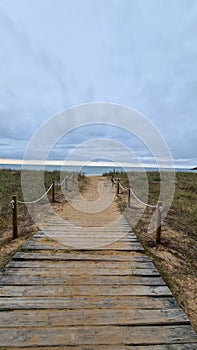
left=156, top=201, right=162, bottom=244
left=116, top=179, right=120, bottom=195
left=11, top=195, right=18, bottom=239
left=119, top=183, right=163, bottom=244
left=127, top=187, right=131, bottom=208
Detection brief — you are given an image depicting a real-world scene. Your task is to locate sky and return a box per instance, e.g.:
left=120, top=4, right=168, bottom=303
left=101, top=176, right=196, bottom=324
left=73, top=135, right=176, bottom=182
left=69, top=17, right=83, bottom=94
left=0, top=0, right=197, bottom=168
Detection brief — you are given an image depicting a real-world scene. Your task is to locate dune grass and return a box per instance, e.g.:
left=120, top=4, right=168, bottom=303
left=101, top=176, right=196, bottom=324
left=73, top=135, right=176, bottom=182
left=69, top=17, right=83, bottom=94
left=104, top=170, right=197, bottom=239
left=0, top=169, right=89, bottom=235
left=0, top=169, right=60, bottom=232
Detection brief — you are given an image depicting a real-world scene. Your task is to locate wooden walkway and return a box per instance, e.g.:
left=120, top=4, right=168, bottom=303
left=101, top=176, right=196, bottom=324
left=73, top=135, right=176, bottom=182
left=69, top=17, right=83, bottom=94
left=0, top=216, right=197, bottom=349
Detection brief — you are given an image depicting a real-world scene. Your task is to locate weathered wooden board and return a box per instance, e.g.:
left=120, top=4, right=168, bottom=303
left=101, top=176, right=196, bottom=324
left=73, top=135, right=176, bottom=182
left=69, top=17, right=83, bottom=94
left=41, top=221, right=131, bottom=226
left=22, top=234, right=143, bottom=249
left=0, top=296, right=178, bottom=310
left=12, top=251, right=147, bottom=261
left=34, top=231, right=135, bottom=236
left=35, top=234, right=136, bottom=238
left=38, top=236, right=139, bottom=243
left=42, top=234, right=133, bottom=238
left=36, top=229, right=132, bottom=232
left=0, top=308, right=189, bottom=327
left=34, top=230, right=136, bottom=234
left=34, top=232, right=134, bottom=238
left=0, top=270, right=165, bottom=284
left=0, top=274, right=167, bottom=287
left=21, top=242, right=144, bottom=251
left=0, top=325, right=196, bottom=347
left=0, top=284, right=171, bottom=296
left=3, top=266, right=160, bottom=276
left=32, top=232, right=135, bottom=238
left=3, top=345, right=197, bottom=350
left=7, top=260, right=155, bottom=269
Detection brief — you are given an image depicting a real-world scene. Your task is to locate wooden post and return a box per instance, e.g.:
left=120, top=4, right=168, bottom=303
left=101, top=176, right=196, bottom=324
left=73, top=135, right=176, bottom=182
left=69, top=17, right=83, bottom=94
left=116, top=179, right=120, bottom=195
left=65, top=177, right=68, bottom=190
left=156, top=201, right=162, bottom=244
left=127, top=187, right=131, bottom=208
left=52, top=181, right=55, bottom=203
left=72, top=174, right=75, bottom=183
left=12, top=195, right=18, bottom=239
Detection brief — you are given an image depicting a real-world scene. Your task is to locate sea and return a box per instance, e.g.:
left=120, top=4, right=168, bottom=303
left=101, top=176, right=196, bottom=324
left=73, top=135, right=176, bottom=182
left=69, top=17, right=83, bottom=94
left=0, top=163, right=196, bottom=176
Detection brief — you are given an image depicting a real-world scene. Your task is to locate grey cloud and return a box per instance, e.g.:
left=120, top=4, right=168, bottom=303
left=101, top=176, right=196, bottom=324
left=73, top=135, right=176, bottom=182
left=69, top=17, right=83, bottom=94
left=0, top=137, right=28, bottom=158
left=172, top=128, right=197, bottom=160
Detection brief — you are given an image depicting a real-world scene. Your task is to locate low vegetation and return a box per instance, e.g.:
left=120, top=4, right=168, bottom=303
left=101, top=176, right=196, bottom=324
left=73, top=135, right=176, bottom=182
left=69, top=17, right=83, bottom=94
left=0, top=169, right=60, bottom=235
left=104, top=170, right=197, bottom=239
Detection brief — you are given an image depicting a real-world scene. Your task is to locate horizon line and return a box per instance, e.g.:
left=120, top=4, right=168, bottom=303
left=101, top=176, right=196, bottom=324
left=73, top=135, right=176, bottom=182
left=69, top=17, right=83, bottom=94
left=0, top=158, right=192, bottom=169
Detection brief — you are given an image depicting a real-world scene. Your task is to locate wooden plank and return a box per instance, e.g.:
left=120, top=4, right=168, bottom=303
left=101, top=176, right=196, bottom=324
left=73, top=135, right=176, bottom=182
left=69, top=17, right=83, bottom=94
left=39, top=230, right=133, bottom=235
left=40, top=222, right=131, bottom=227
left=32, top=234, right=135, bottom=240
left=12, top=251, right=148, bottom=261
left=33, top=231, right=134, bottom=235
left=34, top=231, right=136, bottom=235
left=34, top=230, right=136, bottom=234
left=0, top=284, right=171, bottom=296
left=0, top=308, right=189, bottom=327
left=0, top=296, right=178, bottom=310
left=33, top=234, right=135, bottom=239
left=31, top=231, right=135, bottom=237
left=3, top=267, right=160, bottom=276
left=40, top=236, right=138, bottom=242
left=40, top=234, right=134, bottom=238
left=0, top=325, right=196, bottom=347
left=3, top=345, right=197, bottom=350
left=7, top=260, right=155, bottom=269
left=0, top=275, right=167, bottom=287
left=21, top=242, right=144, bottom=251
left=43, top=232, right=134, bottom=236
left=30, top=236, right=136, bottom=242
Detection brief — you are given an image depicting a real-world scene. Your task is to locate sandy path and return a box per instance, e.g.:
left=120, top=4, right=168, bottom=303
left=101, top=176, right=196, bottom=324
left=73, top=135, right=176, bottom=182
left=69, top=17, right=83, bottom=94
left=53, top=176, right=121, bottom=227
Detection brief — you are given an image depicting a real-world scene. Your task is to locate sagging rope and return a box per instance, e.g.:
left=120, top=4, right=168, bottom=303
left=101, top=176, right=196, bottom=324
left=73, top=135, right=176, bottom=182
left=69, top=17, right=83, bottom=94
left=17, top=183, right=54, bottom=204
left=129, top=186, right=158, bottom=209
left=116, top=178, right=160, bottom=210
left=58, top=175, right=68, bottom=186
left=58, top=173, right=75, bottom=186
left=9, top=172, right=78, bottom=240
left=16, top=173, right=76, bottom=205
left=119, top=182, right=127, bottom=192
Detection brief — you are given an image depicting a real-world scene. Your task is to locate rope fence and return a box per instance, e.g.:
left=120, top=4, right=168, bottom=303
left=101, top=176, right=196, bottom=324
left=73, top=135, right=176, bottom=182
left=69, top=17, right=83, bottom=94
left=119, top=182, right=127, bottom=192
left=129, top=187, right=157, bottom=209
left=58, top=173, right=75, bottom=187
left=10, top=173, right=77, bottom=239
left=17, top=183, right=54, bottom=205
left=115, top=177, right=163, bottom=243
left=9, top=172, right=163, bottom=244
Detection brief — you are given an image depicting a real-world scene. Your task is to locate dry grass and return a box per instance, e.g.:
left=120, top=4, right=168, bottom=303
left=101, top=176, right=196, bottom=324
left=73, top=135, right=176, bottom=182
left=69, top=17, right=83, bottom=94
left=0, top=169, right=62, bottom=239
